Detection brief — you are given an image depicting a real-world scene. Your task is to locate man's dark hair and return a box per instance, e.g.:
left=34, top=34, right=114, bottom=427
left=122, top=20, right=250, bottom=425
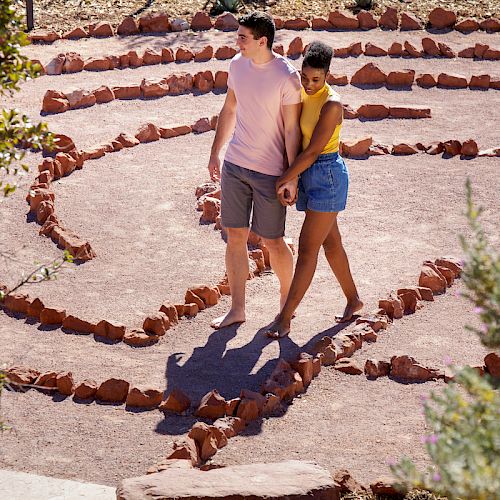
left=303, top=41, right=333, bottom=73
left=239, top=11, right=275, bottom=49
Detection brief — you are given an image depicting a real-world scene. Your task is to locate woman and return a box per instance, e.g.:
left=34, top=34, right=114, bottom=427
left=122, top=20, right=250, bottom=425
left=266, top=41, right=362, bottom=339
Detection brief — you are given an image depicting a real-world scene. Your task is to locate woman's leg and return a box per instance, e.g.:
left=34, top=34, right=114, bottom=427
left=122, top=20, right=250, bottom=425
left=322, top=216, right=363, bottom=322
left=266, top=210, right=337, bottom=338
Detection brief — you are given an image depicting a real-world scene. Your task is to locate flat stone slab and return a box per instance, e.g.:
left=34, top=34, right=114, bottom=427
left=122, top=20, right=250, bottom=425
left=0, top=469, right=115, bottom=500
left=116, top=460, right=339, bottom=499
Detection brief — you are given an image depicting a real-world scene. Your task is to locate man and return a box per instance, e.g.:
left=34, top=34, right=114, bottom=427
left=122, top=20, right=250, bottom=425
left=208, top=11, right=302, bottom=329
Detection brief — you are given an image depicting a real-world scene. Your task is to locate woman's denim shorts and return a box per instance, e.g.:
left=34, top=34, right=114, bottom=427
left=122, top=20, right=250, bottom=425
left=296, top=152, right=349, bottom=213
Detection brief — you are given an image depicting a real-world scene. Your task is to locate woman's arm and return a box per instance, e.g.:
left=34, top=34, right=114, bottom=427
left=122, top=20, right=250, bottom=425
left=277, top=100, right=342, bottom=187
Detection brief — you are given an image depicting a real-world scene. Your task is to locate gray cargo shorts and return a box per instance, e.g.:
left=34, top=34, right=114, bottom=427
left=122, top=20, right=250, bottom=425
left=221, top=160, right=286, bottom=240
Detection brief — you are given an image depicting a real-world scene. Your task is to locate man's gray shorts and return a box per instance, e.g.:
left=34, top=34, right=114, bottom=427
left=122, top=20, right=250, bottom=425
left=221, top=160, right=286, bottom=240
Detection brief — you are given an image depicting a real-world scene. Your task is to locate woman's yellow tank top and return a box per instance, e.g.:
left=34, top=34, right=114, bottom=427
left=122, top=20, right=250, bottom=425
left=300, top=83, right=342, bottom=154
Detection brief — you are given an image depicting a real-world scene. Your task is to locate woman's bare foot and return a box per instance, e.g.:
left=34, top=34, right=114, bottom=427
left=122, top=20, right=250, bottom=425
left=265, top=316, right=291, bottom=339
left=210, top=309, right=246, bottom=329
left=335, top=298, right=364, bottom=323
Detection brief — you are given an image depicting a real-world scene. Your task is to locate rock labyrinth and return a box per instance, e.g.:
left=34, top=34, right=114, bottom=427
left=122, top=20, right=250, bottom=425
left=1, top=7, right=499, bottom=493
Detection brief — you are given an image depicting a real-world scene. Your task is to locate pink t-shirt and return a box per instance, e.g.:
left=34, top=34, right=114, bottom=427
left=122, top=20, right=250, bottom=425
left=225, top=53, right=302, bottom=176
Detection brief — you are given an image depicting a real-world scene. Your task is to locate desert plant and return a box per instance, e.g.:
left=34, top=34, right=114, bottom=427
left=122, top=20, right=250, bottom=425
left=390, top=180, right=500, bottom=498
left=355, top=0, right=373, bottom=10
left=211, top=0, right=243, bottom=15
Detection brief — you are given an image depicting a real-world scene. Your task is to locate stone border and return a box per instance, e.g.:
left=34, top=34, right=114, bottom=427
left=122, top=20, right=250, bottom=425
left=32, top=37, right=499, bottom=78
left=27, top=9, right=500, bottom=45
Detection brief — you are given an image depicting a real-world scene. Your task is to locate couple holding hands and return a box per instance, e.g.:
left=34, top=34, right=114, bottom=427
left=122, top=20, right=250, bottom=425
left=207, top=11, right=362, bottom=338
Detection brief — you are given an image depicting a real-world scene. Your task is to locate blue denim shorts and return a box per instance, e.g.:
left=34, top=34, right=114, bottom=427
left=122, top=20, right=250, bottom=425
left=296, top=152, right=349, bottom=213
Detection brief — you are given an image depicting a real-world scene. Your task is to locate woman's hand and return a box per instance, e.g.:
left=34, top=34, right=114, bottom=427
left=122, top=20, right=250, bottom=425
left=277, top=178, right=298, bottom=207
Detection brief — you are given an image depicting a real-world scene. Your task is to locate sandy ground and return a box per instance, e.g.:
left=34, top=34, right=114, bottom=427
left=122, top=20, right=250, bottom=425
left=0, top=27, right=499, bottom=488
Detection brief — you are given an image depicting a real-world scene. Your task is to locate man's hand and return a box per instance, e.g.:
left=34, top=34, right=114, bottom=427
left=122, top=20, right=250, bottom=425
left=277, top=179, right=298, bottom=207
left=208, top=153, right=221, bottom=182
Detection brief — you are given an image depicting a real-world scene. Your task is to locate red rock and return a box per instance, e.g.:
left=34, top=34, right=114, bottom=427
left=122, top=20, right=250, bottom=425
left=45, top=54, right=65, bottom=75
left=351, top=63, right=386, bottom=85
left=34, top=372, right=58, bottom=390
left=143, top=312, right=170, bottom=336
left=95, top=319, right=126, bottom=341
left=437, top=265, right=454, bottom=286
left=457, top=138, right=479, bottom=157
left=82, top=146, right=106, bottom=161
left=56, top=371, right=74, bottom=395
left=213, top=416, right=245, bottom=438
left=214, top=13, right=239, bottom=31
left=191, top=12, right=213, bottom=31
left=194, top=46, right=213, bottom=62
left=484, top=353, right=500, bottom=377
left=334, top=46, right=351, bottom=58
left=126, top=386, right=163, bottom=408
left=469, top=74, right=490, bottom=89
left=416, top=73, right=437, bottom=88
left=438, top=42, right=455, bottom=58
left=370, top=478, right=399, bottom=496
left=435, top=257, right=462, bottom=278
left=42, top=90, right=70, bottom=113
left=273, top=44, right=284, bottom=55
left=341, top=137, right=373, bottom=157
left=62, top=315, right=95, bottom=334
left=483, top=49, right=500, bottom=60
left=73, top=379, right=97, bottom=399
left=419, top=264, right=446, bottom=293
left=6, top=366, right=40, bottom=385
left=290, top=353, right=314, bottom=387
left=225, top=398, right=239, bottom=416
left=236, top=397, right=260, bottom=422
left=438, top=73, right=468, bottom=88
left=56, top=152, right=78, bottom=175
left=364, top=43, right=387, bottom=57
left=364, top=359, right=390, bottom=378
left=201, top=197, right=221, bottom=224
left=348, top=42, right=363, bottom=56
left=311, top=18, right=332, bottom=30
left=261, top=359, right=304, bottom=400
left=27, top=297, right=45, bottom=319
left=185, top=290, right=205, bottom=311
left=158, top=303, right=179, bottom=326
left=357, top=11, right=378, bottom=30
left=455, top=19, right=479, bottom=33
left=66, top=89, right=96, bottom=110
left=127, top=50, right=143, bottom=67
left=422, top=37, right=441, bottom=56
left=397, top=290, right=419, bottom=313
left=474, top=43, right=489, bottom=58
left=172, top=125, right=192, bottom=136
left=327, top=74, right=348, bottom=86
left=390, top=355, right=442, bottom=381
left=379, top=7, right=399, bottom=30
left=160, top=388, right=191, bottom=413
left=355, top=314, right=388, bottom=332
left=142, top=48, right=162, bottom=65
left=139, top=78, right=168, bottom=98
left=123, top=329, right=158, bottom=347
left=139, top=13, right=170, bottom=33
left=378, top=292, right=404, bottom=319
left=167, top=437, right=200, bottom=466
left=28, top=187, right=54, bottom=211
left=90, top=21, right=113, bottom=37
left=283, top=18, right=310, bottom=30
left=166, top=73, right=193, bottom=95
left=188, top=285, right=220, bottom=306
left=30, top=30, right=60, bottom=43
left=93, top=85, right=115, bottom=104
left=84, top=57, right=111, bottom=71
left=189, top=422, right=227, bottom=458
left=357, top=104, right=389, bottom=119
left=262, top=393, right=281, bottom=416
left=161, top=47, right=174, bottom=63
left=429, top=8, right=456, bottom=29
left=443, top=139, right=462, bottom=156
left=390, top=106, right=430, bottom=119
left=400, top=12, right=422, bottom=30
left=194, top=71, right=214, bottom=93
left=62, top=52, right=84, bottom=73
left=36, top=200, right=55, bottom=224
left=214, top=71, right=228, bottom=89
left=116, top=133, right=140, bottom=148
left=171, top=18, right=189, bottom=32
left=40, top=306, right=66, bottom=325
left=176, top=47, right=194, bottom=62
left=214, top=46, right=237, bottom=60
left=404, top=41, right=422, bottom=57
left=287, top=37, right=303, bottom=58
left=416, top=286, right=434, bottom=301
left=480, top=18, right=500, bottom=32
left=335, top=359, right=363, bottom=375
left=388, top=42, right=403, bottom=56
left=273, top=17, right=284, bottom=30
left=135, top=123, right=161, bottom=143
left=96, top=378, right=130, bottom=403
left=333, top=469, right=367, bottom=494
left=328, top=10, right=359, bottom=29
left=392, top=143, right=419, bottom=155
left=195, top=182, right=218, bottom=198
left=195, top=390, right=227, bottom=419
left=117, top=17, right=139, bottom=35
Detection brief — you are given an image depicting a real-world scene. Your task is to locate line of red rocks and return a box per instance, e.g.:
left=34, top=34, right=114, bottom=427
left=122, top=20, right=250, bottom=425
left=28, top=8, right=500, bottom=45
left=31, top=36, right=499, bottom=79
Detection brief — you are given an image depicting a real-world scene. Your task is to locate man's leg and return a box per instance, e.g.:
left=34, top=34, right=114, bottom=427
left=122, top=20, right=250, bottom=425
left=266, top=210, right=337, bottom=338
left=211, top=227, right=249, bottom=329
left=322, top=217, right=363, bottom=322
left=260, top=237, right=294, bottom=311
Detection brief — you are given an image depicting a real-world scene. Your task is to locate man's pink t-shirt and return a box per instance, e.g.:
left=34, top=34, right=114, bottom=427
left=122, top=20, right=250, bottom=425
left=224, top=53, right=302, bottom=177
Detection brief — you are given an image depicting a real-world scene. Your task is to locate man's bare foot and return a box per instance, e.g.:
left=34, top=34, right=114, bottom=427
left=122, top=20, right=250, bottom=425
left=265, top=317, right=291, bottom=339
left=335, top=298, right=364, bottom=323
left=210, top=310, right=246, bottom=329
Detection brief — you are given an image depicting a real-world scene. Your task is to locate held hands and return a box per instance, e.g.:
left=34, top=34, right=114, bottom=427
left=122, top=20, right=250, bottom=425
left=276, top=177, right=298, bottom=207
left=208, top=153, right=221, bottom=182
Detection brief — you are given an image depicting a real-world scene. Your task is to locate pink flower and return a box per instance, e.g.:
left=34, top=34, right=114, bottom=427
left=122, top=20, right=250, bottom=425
left=443, top=355, right=453, bottom=366
left=386, top=458, right=396, bottom=466
left=432, top=472, right=441, bottom=482
left=480, top=324, right=489, bottom=334
left=473, top=306, right=484, bottom=314
left=453, top=289, right=461, bottom=298
left=428, top=434, right=438, bottom=444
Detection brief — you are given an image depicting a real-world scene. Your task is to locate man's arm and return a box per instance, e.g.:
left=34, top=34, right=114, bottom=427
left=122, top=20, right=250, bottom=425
left=208, top=88, right=237, bottom=181
left=282, top=102, right=302, bottom=169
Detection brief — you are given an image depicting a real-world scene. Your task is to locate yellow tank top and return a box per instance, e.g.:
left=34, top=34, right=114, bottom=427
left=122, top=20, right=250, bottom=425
left=300, top=83, right=342, bottom=154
